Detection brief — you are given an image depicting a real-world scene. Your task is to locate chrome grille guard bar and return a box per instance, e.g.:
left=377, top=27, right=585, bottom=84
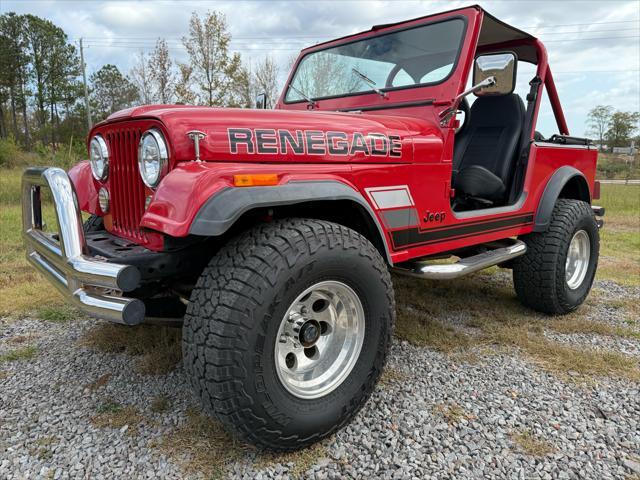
left=22, top=167, right=144, bottom=325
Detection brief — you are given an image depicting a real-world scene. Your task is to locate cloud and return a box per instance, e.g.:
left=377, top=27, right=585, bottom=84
left=1, top=0, right=638, bottom=133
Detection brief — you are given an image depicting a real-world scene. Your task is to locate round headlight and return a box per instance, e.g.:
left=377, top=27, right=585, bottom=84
left=138, top=129, right=168, bottom=188
left=89, top=135, right=109, bottom=181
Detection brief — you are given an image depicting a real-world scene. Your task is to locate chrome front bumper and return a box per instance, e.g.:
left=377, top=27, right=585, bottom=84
left=22, top=167, right=145, bottom=325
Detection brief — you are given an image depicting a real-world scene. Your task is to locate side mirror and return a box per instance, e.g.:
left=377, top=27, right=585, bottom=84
left=473, top=52, right=517, bottom=96
left=255, top=93, right=267, bottom=109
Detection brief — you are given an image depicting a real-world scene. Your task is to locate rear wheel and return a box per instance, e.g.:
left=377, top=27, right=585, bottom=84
left=182, top=219, right=394, bottom=450
left=513, top=199, right=599, bottom=314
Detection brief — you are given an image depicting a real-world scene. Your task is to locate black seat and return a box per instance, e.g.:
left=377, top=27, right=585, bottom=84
left=453, top=94, right=525, bottom=202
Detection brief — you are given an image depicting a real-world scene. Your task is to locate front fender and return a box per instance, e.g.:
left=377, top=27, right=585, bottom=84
left=141, top=162, right=391, bottom=262
left=68, top=160, right=100, bottom=214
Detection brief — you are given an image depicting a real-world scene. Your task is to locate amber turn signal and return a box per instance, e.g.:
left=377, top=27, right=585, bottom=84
left=233, top=174, right=279, bottom=187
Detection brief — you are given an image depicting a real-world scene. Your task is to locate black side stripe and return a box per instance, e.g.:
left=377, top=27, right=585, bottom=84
left=392, top=214, right=534, bottom=248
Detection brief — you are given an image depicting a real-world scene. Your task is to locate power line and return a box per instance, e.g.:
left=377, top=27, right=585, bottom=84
left=82, top=35, right=640, bottom=50
left=74, top=20, right=640, bottom=42
left=78, top=27, right=640, bottom=46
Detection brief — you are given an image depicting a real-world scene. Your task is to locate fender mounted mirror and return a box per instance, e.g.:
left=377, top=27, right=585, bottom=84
left=473, top=52, right=517, bottom=96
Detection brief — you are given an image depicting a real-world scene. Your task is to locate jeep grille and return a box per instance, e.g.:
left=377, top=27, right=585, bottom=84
left=104, top=127, right=148, bottom=244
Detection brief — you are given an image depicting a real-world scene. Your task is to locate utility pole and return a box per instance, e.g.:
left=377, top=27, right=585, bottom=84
left=80, top=38, right=92, bottom=130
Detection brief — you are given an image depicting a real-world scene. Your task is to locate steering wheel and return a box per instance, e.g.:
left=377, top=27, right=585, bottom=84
left=455, top=97, right=470, bottom=135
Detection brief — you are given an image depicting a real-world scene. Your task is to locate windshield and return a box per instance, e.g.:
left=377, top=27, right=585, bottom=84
left=285, top=18, right=466, bottom=103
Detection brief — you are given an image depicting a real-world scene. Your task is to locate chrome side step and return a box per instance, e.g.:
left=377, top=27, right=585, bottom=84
left=392, top=239, right=527, bottom=280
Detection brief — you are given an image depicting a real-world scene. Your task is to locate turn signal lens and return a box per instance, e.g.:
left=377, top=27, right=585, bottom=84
left=98, top=187, right=110, bottom=213
left=233, top=174, right=279, bottom=187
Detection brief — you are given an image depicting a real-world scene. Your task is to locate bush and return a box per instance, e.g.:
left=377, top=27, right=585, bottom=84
left=0, top=137, right=84, bottom=170
left=597, top=153, right=639, bottom=180
left=0, top=137, right=38, bottom=168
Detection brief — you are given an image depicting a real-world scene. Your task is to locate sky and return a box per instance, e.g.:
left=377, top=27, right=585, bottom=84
left=2, top=0, right=639, bottom=137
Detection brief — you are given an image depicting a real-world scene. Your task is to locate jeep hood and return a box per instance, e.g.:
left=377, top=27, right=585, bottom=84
left=102, top=105, right=443, bottom=164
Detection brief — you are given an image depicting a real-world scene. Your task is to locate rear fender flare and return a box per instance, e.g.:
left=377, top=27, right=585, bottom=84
left=533, top=166, right=590, bottom=232
left=189, top=181, right=392, bottom=263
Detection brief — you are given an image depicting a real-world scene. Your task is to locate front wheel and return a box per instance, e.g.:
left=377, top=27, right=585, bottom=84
left=513, top=199, right=599, bottom=314
left=182, top=219, right=394, bottom=450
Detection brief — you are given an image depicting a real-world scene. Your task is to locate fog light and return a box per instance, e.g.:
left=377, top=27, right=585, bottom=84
left=98, top=187, right=110, bottom=213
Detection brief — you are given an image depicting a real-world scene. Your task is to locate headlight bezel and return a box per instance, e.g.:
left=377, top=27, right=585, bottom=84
left=138, top=128, right=169, bottom=189
left=89, top=134, right=109, bottom=181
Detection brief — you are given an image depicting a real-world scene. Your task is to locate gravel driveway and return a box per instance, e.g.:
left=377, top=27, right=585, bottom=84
left=1, top=276, right=639, bottom=479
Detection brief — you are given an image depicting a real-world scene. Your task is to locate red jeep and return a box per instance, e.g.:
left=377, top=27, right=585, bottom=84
left=22, top=5, right=604, bottom=450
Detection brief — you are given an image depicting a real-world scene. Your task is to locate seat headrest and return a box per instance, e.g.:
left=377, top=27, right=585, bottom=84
left=470, top=94, right=525, bottom=124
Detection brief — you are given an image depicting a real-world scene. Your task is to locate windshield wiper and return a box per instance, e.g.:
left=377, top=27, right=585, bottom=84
left=288, top=84, right=317, bottom=108
left=351, top=68, right=387, bottom=98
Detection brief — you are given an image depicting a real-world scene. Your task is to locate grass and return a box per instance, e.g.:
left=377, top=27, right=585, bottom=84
left=394, top=274, right=473, bottom=354
left=92, top=400, right=143, bottom=432
left=153, top=405, right=329, bottom=479
left=433, top=402, right=474, bottom=424
left=254, top=443, right=329, bottom=479
left=378, top=367, right=409, bottom=387
left=153, top=407, right=247, bottom=480
left=597, top=184, right=640, bottom=286
left=484, top=322, right=640, bottom=381
left=37, top=305, right=79, bottom=323
left=80, top=323, right=182, bottom=375
left=550, top=315, right=640, bottom=340
left=393, top=272, right=640, bottom=382
left=0, top=173, right=67, bottom=318
left=7, top=333, right=38, bottom=344
left=150, top=395, right=171, bottom=413
left=0, top=345, right=38, bottom=364
left=511, top=430, right=556, bottom=457
left=86, top=372, right=112, bottom=391
left=29, top=436, right=57, bottom=461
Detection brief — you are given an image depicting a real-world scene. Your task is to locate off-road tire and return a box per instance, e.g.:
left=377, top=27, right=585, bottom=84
left=83, top=215, right=104, bottom=233
left=182, top=219, right=394, bottom=451
left=513, top=199, right=599, bottom=314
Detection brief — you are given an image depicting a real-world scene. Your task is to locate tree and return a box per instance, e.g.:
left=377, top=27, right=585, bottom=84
left=606, top=111, right=640, bottom=149
left=182, top=11, right=246, bottom=106
left=0, top=13, right=85, bottom=148
left=148, top=39, right=175, bottom=104
left=130, top=50, right=154, bottom=104
left=23, top=14, right=80, bottom=146
left=225, top=56, right=251, bottom=108
left=45, top=34, right=80, bottom=148
left=90, top=64, right=139, bottom=120
left=0, top=13, right=31, bottom=145
left=289, top=52, right=363, bottom=102
left=252, top=55, right=279, bottom=108
left=174, top=62, right=197, bottom=105
left=586, top=105, right=613, bottom=150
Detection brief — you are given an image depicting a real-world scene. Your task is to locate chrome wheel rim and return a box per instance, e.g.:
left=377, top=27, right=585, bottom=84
left=565, top=230, right=591, bottom=290
left=274, top=281, right=365, bottom=399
